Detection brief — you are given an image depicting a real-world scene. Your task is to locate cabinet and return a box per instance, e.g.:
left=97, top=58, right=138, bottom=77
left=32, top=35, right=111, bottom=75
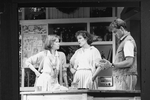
left=20, top=17, right=116, bottom=91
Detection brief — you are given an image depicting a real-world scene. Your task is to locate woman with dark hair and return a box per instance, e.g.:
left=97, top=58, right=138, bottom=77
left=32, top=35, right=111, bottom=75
left=25, top=34, right=68, bottom=91
left=70, top=30, right=102, bottom=89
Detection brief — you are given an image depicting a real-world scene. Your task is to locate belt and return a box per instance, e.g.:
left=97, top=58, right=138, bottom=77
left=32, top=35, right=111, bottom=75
left=43, top=72, right=51, bottom=75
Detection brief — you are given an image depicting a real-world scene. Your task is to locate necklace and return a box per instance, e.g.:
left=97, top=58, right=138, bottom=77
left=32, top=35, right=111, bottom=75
left=49, top=55, right=59, bottom=78
left=48, top=53, right=57, bottom=69
left=51, top=56, right=57, bottom=69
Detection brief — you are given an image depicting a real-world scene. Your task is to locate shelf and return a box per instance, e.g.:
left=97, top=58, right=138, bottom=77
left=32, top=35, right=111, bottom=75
left=20, top=17, right=116, bottom=25
left=60, top=41, right=113, bottom=46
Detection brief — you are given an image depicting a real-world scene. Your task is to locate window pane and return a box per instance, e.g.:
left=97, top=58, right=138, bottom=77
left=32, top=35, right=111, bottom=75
left=49, top=23, right=87, bottom=42
left=90, top=22, right=112, bottom=41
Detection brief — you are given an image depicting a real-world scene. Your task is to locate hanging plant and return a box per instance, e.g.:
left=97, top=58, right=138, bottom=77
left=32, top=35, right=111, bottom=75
left=56, top=7, right=79, bottom=14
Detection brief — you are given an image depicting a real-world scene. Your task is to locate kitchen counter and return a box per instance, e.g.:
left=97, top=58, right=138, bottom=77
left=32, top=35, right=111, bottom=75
left=21, top=89, right=141, bottom=100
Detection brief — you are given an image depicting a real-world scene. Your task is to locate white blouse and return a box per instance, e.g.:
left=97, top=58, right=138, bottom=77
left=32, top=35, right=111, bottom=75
left=70, top=46, right=102, bottom=74
left=26, top=50, right=60, bottom=74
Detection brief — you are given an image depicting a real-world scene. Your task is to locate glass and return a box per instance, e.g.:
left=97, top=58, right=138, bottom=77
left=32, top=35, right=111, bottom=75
left=94, top=45, right=113, bottom=62
left=70, top=82, right=78, bottom=89
left=90, top=22, right=112, bottom=41
left=35, top=86, right=42, bottom=92
left=48, top=23, right=87, bottom=42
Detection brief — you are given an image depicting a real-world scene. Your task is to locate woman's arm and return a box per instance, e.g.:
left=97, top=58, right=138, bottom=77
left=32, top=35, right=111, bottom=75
left=92, top=59, right=112, bottom=81
left=112, top=40, right=135, bottom=68
left=62, top=67, right=68, bottom=87
left=69, top=64, right=77, bottom=75
left=91, top=47, right=102, bottom=81
left=38, top=59, right=44, bottom=72
left=70, top=50, right=79, bottom=67
left=59, top=52, right=69, bottom=87
left=92, top=64, right=102, bottom=81
left=25, top=52, right=44, bottom=77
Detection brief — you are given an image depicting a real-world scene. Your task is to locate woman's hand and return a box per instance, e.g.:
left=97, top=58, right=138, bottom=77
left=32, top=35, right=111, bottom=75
left=35, top=71, right=41, bottom=78
left=64, top=63, right=70, bottom=69
left=70, top=67, right=77, bottom=74
left=92, top=75, right=96, bottom=82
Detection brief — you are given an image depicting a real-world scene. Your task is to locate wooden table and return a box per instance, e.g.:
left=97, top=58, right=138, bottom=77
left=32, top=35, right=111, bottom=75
left=20, top=90, right=141, bottom=100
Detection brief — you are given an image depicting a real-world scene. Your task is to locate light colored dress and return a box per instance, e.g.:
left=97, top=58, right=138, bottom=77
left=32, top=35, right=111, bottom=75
left=70, top=46, right=101, bottom=89
left=26, top=50, right=68, bottom=91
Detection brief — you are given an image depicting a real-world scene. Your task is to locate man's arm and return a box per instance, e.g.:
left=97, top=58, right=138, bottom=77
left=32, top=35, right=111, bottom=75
left=113, top=40, right=135, bottom=68
left=112, top=57, right=134, bottom=68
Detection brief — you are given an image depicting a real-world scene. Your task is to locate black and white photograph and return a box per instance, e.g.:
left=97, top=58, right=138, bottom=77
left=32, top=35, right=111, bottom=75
left=1, top=1, right=150, bottom=100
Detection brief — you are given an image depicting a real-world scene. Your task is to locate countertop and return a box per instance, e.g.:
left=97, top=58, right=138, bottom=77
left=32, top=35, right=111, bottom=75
left=20, top=89, right=141, bottom=97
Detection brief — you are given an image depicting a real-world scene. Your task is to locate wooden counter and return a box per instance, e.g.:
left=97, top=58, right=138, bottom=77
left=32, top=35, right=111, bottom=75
left=20, top=90, right=141, bottom=100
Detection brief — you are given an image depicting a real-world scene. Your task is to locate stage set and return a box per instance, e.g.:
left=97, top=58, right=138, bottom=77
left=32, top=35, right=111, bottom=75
left=18, top=2, right=141, bottom=100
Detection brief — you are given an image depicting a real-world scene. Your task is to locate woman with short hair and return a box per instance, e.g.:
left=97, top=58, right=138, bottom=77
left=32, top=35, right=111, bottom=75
left=70, top=30, right=102, bottom=89
left=26, top=34, right=68, bottom=91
